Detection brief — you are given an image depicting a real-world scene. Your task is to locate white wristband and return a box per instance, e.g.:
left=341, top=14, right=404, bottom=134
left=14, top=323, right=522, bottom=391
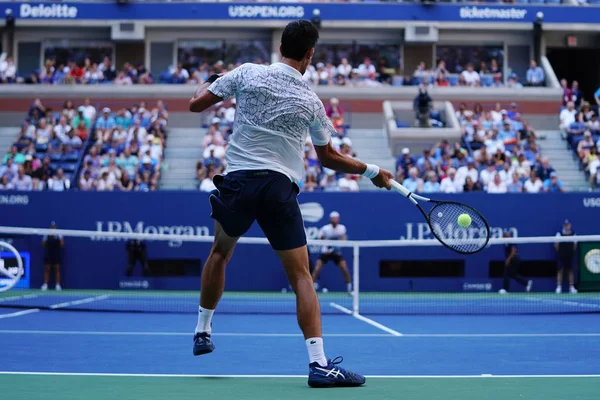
left=362, top=163, right=380, bottom=179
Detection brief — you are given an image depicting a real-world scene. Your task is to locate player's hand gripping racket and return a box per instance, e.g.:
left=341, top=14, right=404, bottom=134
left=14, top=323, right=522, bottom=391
left=390, top=180, right=490, bottom=254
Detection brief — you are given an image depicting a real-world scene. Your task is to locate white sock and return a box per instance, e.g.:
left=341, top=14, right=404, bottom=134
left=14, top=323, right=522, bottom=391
left=195, top=306, right=214, bottom=335
left=306, top=337, right=327, bottom=367
left=347, top=283, right=353, bottom=292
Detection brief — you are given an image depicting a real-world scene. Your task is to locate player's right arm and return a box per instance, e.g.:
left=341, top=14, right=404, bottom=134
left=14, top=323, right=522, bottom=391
left=310, top=102, right=393, bottom=190
left=189, top=64, right=246, bottom=113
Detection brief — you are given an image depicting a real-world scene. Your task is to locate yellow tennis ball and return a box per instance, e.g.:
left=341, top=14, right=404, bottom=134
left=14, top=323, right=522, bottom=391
left=457, top=213, right=472, bottom=228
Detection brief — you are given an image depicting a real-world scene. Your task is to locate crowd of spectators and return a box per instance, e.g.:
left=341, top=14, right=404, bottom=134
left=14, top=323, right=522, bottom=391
left=0, top=98, right=168, bottom=192
left=78, top=101, right=168, bottom=192
left=560, top=79, right=600, bottom=190
left=196, top=96, right=359, bottom=192
left=393, top=102, right=565, bottom=194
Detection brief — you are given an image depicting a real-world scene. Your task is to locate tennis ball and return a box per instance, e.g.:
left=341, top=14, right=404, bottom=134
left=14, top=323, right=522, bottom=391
left=457, top=213, right=472, bottom=228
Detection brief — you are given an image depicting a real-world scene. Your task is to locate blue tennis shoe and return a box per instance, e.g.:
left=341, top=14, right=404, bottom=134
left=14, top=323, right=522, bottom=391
left=193, top=332, right=215, bottom=356
left=308, top=356, right=366, bottom=388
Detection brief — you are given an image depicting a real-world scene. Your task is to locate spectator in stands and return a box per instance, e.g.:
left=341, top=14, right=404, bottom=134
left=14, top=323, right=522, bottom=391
left=80, top=98, right=97, bottom=122
left=0, top=174, right=13, bottom=190
left=506, top=172, right=523, bottom=193
left=536, top=157, right=555, bottom=182
left=0, top=157, right=18, bottom=182
left=456, top=157, right=478, bottom=186
left=199, top=166, right=217, bottom=192
left=99, top=57, right=117, bottom=82
left=78, top=169, right=95, bottom=191
left=479, top=161, right=497, bottom=190
left=523, top=170, right=543, bottom=193
left=440, top=168, right=462, bottom=193
left=525, top=60, right=545, bottom=87
left=577, top=131, right=595, bottom=159
left=118, top=172, right=134, bottom=192
left=498, top=122, right=518, bottom=152
left=97, top=171, right=114, bottom=191
left=414, top=85, right=432, bottom=128
left=506, top=74, right=523, bottom=89
left=321, top=170, right=339, bottom=192
left=487, top=172, right=507, bottom=194
left=0, top=55, right=16, bottom=83
left=326, top=98, right=344, bottom=133
left=3, top=145, right=25, bottom=165
left=571, top=81, right=583, bottom=109
left=118, top=147, right=138, bottom=179
left=403, top=167, right=423, bottom=193
left=47, top=169, right=70, bottom=192
left=463, top=176, right=482, bottom=192
left=71, top=107, right=92, bottom=130
left=560, top=101, right=577, bottom=132
left=583, top=146, right=599, bottom=190
left=357, top=57, right=376, bottom=81
left=115, top=71, right=133, bottom=85
left=338, top=173, right=359, bottom=192
left=96, top=108, right=116, bottom=144
left=337, top=58, right=352, bottom=79
left=561, top=79, right=572, bottom=107
left=543, top=172, right=565, bottom=193
left=422, top=172, right=440, bottom=193
left=460, top=64, right=480, bottom=87
left=53, top=116, right=72, bottom=143
left=74, top=120, right=89, bottom=142
left=12, top=165, right=33, bottom=191
left=588, top=113, right=599, bottom=135
left=35, top=118, right=51, bottom=144
left=595, top=86, right=600, bottom=108
left=396, top=148, right=416, bottom=175
left=578, top=102, right=594, bottom=125
left=137, top=155, right=159, bottom=188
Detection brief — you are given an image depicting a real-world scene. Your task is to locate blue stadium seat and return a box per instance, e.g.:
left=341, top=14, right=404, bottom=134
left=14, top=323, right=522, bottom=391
left=447, top=75, right=459, bottom=86
left=50, top=162, right=60, bottom=171
left=36, top=153, right=46, bottom=160
left=62, top=152, right=79, bottom=162
left=49, top=153, right=62, bottom=161
left=514, top=0, right=529, bottom=3
left=35, top=143, right=48, bottom=152
left=529, top=0, right=545, bottom=3
left=480, top=75, right=493, bottom=87
left=60, top=163, right=76, bottom=173
left=589, top=0, right=600, bottom=4
left=545, top=0, right=561, bottom=3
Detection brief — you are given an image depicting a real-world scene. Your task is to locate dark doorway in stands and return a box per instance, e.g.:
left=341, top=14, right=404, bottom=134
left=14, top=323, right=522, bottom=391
left=547, top=48, right=600, bottom=106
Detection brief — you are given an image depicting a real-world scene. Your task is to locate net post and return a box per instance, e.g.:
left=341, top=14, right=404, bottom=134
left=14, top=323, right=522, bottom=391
left=352, top=243, right=360, bottom=315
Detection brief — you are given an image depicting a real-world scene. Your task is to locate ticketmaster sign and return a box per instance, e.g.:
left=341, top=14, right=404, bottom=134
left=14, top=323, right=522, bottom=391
left=1, top=1, right=595, bottom=24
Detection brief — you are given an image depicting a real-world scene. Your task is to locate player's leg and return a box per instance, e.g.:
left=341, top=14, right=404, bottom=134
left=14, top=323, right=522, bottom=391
left=41, top=263, right=50, bottom=290
left=336, top=257, right=352, bottom=294
left=500, top=265, right=510, bottom=293
left=54, top=263, right=62, bottom=290
left=257, top=172, right=364, bottom=387
left=193, top=174, right=254, bottom=356
left=125, top=252, right=136, bottom=277
left=140, top=250, right=151, bottom=276
left=508, top=259, right=531, bottom=292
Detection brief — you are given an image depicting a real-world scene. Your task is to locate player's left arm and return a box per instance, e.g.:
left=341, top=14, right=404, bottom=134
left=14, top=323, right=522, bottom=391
left=190, top=65, right=247, bottom=113
left=189, top=75, right=225, bottom=113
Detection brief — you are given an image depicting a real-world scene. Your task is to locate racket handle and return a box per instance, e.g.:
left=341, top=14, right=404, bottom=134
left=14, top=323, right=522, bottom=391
left=390, top=180, right=411, bottom=197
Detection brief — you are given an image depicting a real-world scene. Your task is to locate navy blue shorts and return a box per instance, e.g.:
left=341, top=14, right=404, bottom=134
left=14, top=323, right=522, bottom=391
left=209, top=170, right=306, bottom=251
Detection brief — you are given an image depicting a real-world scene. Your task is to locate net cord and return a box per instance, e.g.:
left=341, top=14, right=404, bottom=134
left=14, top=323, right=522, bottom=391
left=0, top=226, right=596, bottom=247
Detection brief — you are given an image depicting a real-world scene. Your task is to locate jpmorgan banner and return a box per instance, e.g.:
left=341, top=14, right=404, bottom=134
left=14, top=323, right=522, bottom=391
left=1, top=191, right=599, bottom=292
left=1, top=2, right=597, bottom=23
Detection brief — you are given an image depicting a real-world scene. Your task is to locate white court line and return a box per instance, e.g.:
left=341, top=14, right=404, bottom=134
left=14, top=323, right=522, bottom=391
left=1, top=329, right=599, bottom=338
left=524, top=296, right=600, bottom=310
left=0, top=371, right=599, bottom=379
left=329, top=302, right=402, bottom=336
left=49, top=295, right=110, bottom=310
left=0, top=330, right=390, bottom=337
left=0, top=294, right=38, bottom=303
left=0, top=309, right=40, bottom=320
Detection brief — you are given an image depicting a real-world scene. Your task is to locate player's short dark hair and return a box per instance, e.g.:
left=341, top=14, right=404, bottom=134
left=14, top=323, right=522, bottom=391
left=281, top=20, right=319, bottom=61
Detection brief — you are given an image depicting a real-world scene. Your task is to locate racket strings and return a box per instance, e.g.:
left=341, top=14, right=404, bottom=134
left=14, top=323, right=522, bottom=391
left=428, top=203, right=489, bottom=254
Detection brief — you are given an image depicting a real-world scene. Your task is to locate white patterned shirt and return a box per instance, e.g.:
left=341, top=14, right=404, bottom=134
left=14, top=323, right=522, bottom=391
left=208, top=63, right=334, bottom=184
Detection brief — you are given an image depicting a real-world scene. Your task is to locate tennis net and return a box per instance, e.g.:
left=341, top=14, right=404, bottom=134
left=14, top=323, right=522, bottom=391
left=1, top=225, right=599, bottom=315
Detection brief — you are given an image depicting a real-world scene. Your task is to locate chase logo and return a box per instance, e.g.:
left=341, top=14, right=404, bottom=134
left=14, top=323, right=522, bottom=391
left=19, top=3, right=78, bottom=19
left=299, top=202, right=324, bottom=223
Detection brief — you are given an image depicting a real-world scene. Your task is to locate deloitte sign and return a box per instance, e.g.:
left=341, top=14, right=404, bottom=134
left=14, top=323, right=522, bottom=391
left=18, top=3, right=78, bottom=19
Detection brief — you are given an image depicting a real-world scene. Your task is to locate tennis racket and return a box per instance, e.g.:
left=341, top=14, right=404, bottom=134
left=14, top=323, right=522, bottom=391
left=0, top=241, right=24, bottom=292
left=390, top=180, right=490, bottom=254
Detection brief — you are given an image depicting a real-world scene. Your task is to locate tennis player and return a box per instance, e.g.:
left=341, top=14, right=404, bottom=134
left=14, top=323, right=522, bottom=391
left=311, top=211, right=353, bottom=295
left=189, top=20, right=393, bottom=388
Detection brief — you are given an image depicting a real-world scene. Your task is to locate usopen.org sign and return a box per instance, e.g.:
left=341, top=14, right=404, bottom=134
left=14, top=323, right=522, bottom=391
left=227, top=5, right=304, bottom=19
left=459, top=6, right=527, bottom=20
left=18, top=3, right=78, bottom=18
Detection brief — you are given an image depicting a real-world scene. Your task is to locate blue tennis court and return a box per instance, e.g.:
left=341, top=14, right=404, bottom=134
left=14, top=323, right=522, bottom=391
left=1, top=290, right=599, bottom=399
